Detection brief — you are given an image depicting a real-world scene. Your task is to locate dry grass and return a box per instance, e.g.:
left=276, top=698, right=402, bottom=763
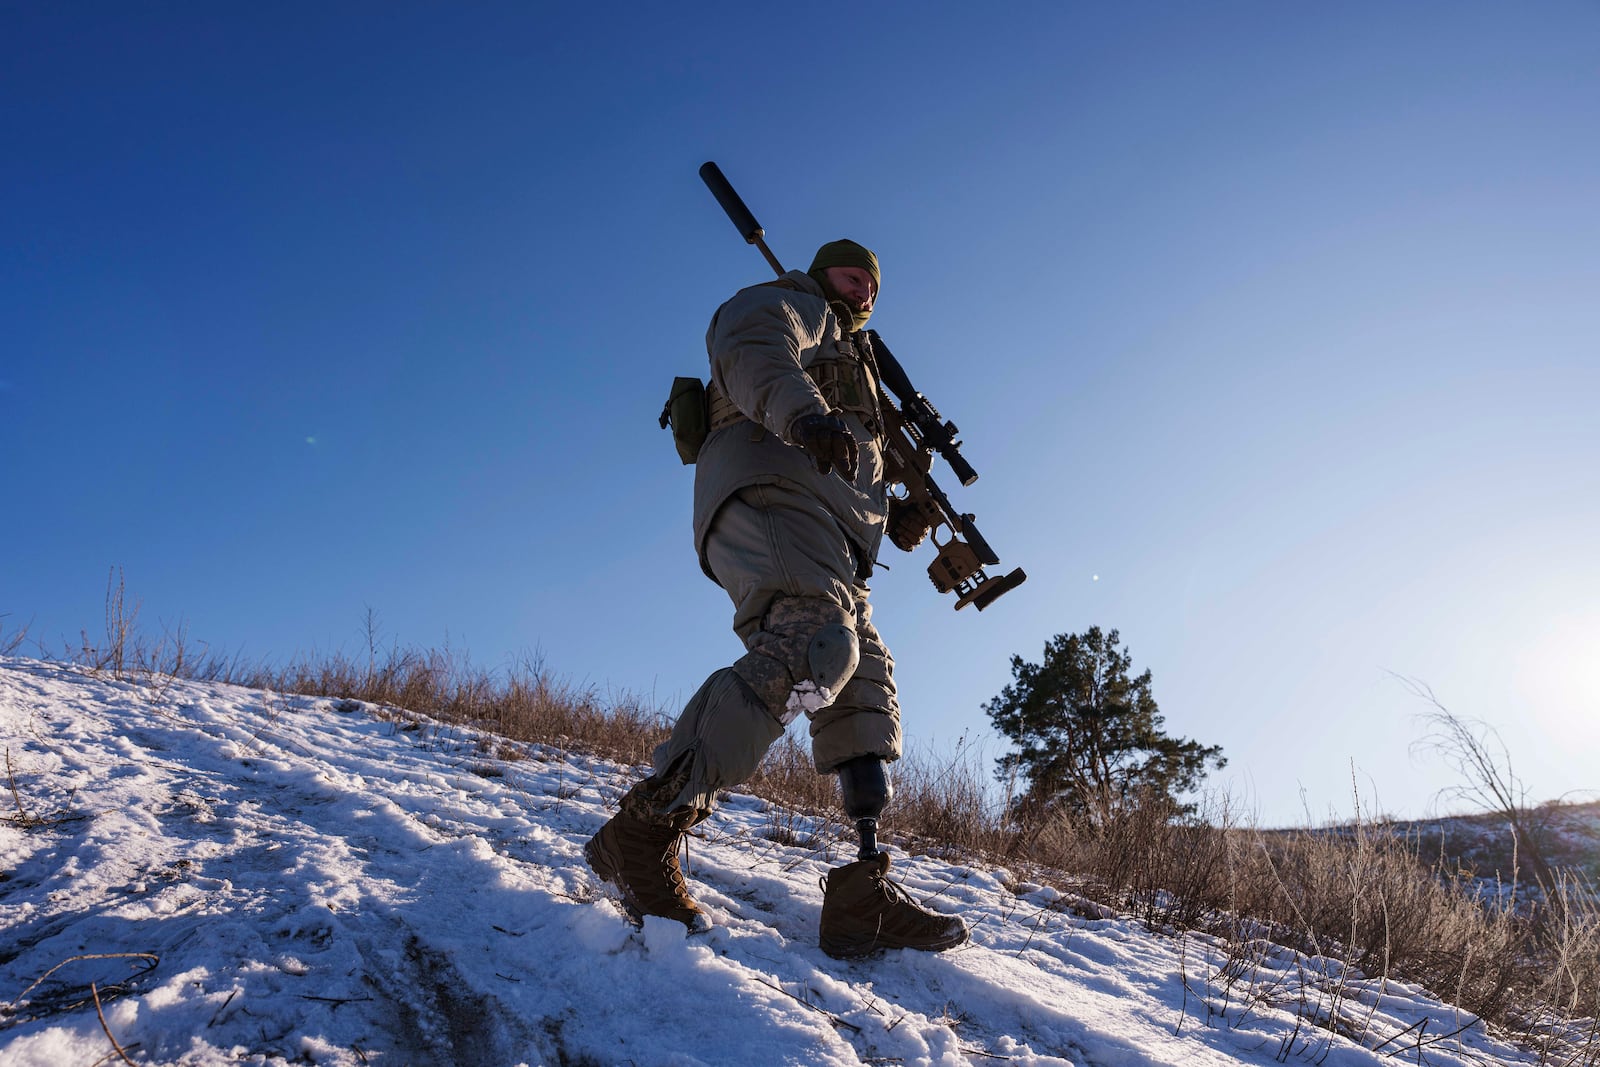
left=0, top=613, right=31, bottom=657
left=232, top=646, right=672, bottom=773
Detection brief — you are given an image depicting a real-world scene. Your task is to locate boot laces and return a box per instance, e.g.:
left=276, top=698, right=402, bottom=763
left=874, top=869, right=952, bottom=931
left=877, top=871, right=921, bottom=907
left=660, top=835, right=694, bottom=904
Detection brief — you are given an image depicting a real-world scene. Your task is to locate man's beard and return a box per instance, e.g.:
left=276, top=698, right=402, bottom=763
left=809, top=268, right=875, bottom=332
left=821, top=287, right=873, bottom=333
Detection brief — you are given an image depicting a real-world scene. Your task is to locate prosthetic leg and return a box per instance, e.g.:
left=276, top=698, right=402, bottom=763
left=820, top=753, right=968, bottom=958
left=837, top=754, right=891, bottom=860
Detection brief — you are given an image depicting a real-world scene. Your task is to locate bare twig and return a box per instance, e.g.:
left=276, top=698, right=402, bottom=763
left=0, top=612, right=32, bottom=656
left=1369, top=1016, right=1429, bottom=1054
left=752, top=976, right=862, bottom=1033
left=88, top=1047, right=145, bottom=1067
left=1402, top=675, right=1561, bottom=905
left=4, top=747, right=34, bottom=826
left=206, top=988, right=239, bottom=1028
left=7, top=953, right=160, bottom=1014
left=91, top=982, right=138, bottom=1066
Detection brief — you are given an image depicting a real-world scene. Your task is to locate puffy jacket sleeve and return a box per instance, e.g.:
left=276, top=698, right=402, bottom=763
left=706, top=283, right=830, bottom=443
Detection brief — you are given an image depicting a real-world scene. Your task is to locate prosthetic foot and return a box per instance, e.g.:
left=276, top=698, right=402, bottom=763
left=819, top=756, right=968, bottom=958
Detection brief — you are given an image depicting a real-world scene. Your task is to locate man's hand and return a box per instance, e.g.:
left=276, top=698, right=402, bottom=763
left=789, top=412, right=859, bottom=480
left=887, top=497, right=935, bottom=552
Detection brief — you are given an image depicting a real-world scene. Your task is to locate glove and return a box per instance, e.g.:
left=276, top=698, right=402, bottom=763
left=788, top=412, right=859, bottom=480
left=887, top=497, right=935, bottom=552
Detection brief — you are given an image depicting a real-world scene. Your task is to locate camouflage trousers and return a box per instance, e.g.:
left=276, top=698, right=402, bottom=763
left=643, top=483, right=901, bottom=817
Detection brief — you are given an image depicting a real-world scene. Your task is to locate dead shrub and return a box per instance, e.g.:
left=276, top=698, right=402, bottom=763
left=1, top=613, right=32, bottom=657
left=878, top=735, right=1006, bottom=859
left=747, top=733, right=839, bottom=818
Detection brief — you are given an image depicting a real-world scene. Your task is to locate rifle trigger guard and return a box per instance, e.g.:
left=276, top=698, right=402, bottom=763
left=931, top=511, right=975, bottom=546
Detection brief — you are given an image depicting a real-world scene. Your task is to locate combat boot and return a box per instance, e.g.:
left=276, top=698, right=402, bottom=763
left=819, top=852, right=968, bottom=959
left=585, top=805, right=711, bottom=931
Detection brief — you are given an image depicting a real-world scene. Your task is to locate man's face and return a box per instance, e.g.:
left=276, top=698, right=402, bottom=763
left=821, top=266, right=877, bottom=313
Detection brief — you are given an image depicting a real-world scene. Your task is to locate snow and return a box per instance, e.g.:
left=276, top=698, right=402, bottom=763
left=0, top=658, right=1537, bottom=1066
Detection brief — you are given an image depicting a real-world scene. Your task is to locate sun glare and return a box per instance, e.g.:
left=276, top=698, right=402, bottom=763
left=1516, top=614, right=1600, bottom=737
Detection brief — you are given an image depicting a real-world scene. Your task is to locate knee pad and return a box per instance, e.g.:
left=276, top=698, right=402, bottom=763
left=739, top=596, right=861, bottom=724
left=808, top=623, right=860, bottom=697
left=784, top=620, right=859, bottom=722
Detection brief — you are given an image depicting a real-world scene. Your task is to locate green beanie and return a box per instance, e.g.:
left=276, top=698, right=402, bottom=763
left=807, top=239, right=881, bottom=292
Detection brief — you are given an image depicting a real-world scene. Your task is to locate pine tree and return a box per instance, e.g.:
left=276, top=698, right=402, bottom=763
left=985, top=627, right=1224, bottom=826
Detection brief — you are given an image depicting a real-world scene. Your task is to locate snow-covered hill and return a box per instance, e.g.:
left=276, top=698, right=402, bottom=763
left=1361, top=802, right=1600, bottom=884
left=0, top=659, right=1535, bottom=1066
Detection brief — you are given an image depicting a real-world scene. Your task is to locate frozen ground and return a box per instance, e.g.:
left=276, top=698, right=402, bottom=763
left=0, top=658, right=1538, bottom=1066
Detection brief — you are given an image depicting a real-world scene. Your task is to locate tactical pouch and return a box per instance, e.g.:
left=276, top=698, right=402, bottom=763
left=810, top=339, right=884, bottom=440
left=660, top=376, right=709, bottom=465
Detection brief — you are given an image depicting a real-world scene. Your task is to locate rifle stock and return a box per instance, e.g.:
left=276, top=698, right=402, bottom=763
left=699, top=161, right=1026, bottom=611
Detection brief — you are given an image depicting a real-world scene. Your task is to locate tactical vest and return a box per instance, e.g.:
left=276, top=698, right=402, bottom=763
left=707, top=277, right=884, bottom=439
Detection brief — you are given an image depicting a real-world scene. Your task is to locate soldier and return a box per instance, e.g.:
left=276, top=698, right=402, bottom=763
left=586, top=239, right=966, bottom=959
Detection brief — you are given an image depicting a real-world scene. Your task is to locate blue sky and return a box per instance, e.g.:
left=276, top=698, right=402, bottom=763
left=5, top=3, right=1597, bottom=826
